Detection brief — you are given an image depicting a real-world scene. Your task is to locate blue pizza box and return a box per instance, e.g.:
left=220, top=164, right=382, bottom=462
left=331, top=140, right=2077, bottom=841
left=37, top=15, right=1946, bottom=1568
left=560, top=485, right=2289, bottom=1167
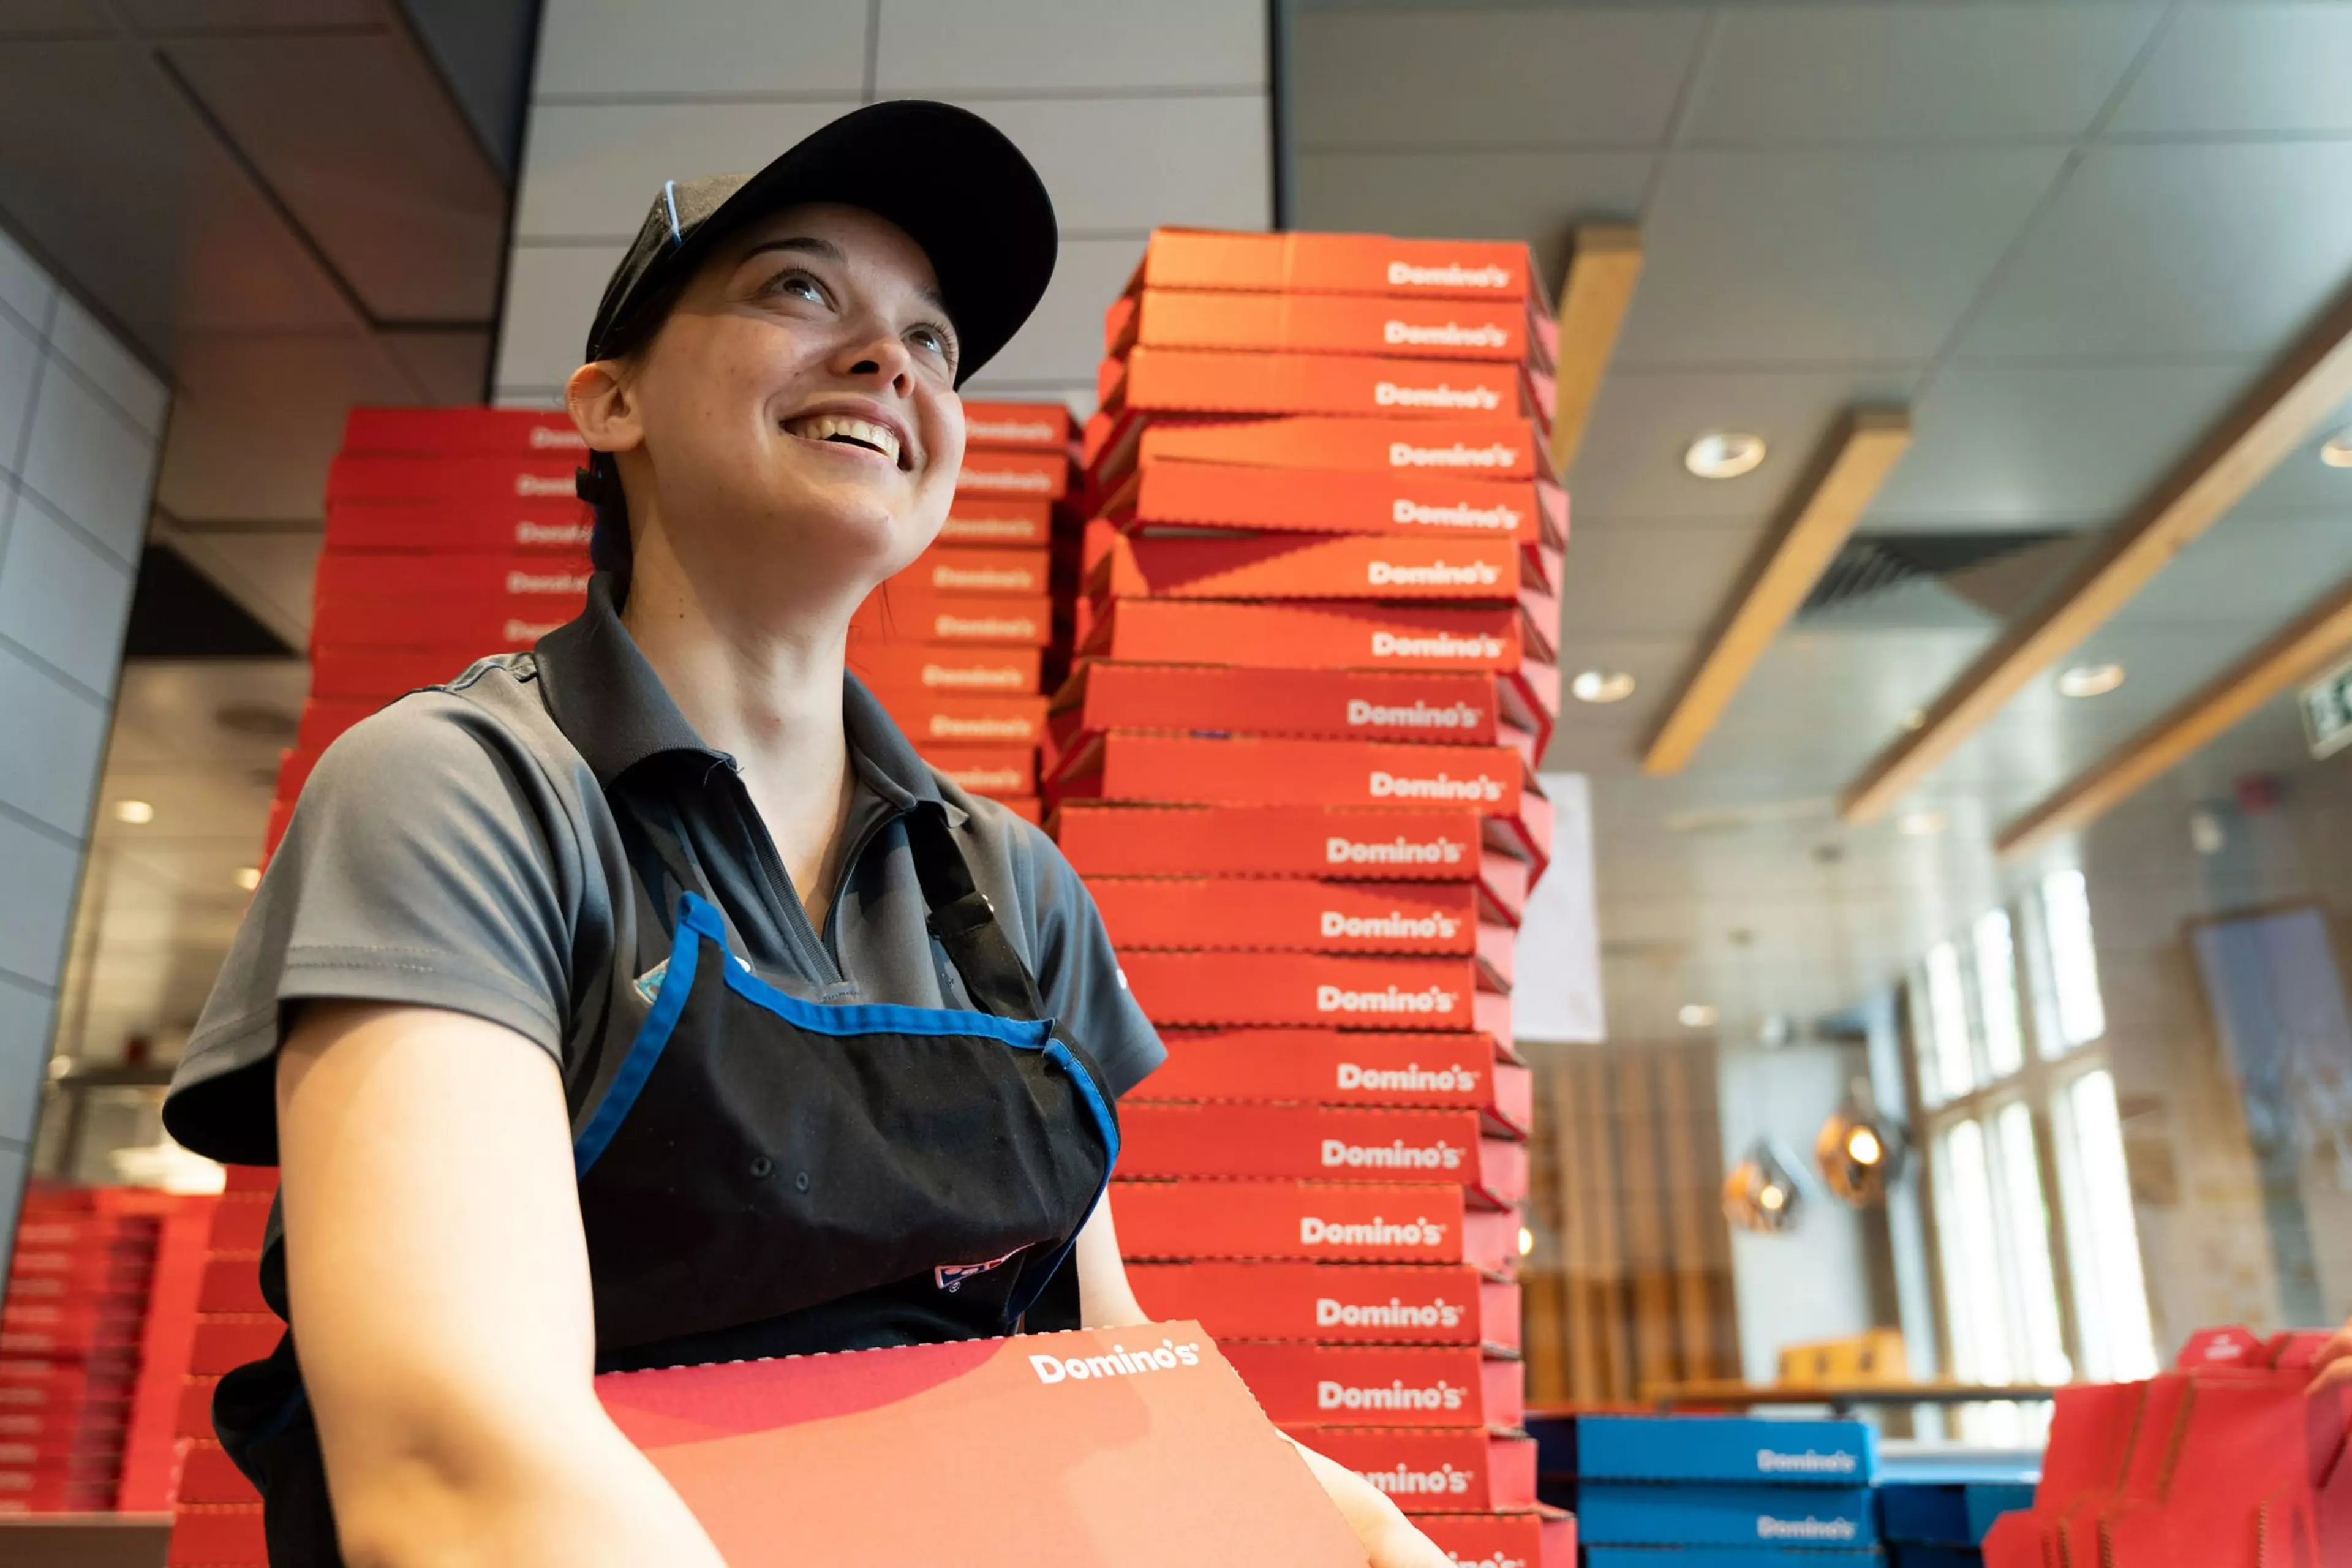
left=1525, top=1413, right=1877, bottom=1487
left=1888, top=1548, right=1980, bottom=1568
left=1877, top=1480, right=2034, bottom=1546
left=1583, top=1548, right=1883, bottom=1568
left=1577, top=1482, right=1879, bottom=1549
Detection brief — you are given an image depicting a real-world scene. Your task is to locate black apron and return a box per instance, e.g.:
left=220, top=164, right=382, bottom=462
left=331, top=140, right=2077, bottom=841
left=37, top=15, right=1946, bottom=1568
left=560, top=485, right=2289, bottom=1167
left=214, top=802, right=1120, bottom=1564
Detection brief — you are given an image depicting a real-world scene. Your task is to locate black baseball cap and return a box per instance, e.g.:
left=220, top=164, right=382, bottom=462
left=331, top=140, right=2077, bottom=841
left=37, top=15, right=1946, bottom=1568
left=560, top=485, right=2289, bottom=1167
left=582, top=99, right=1057, bottom=385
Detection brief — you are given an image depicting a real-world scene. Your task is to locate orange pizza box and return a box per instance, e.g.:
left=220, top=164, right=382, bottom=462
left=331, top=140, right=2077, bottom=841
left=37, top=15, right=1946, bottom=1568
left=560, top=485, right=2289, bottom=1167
left=1140, top=1028, right=1531, bottom=1135
left=1049, top=734, right=1550, bottom=869
left=1076, top=597, right=1558, bottom=688
left=1128, top=229, right=1539, bottom=304
left=310, top=645, right=494, bottom=699
left=309, top=591, right=576, bottom=652
left=1103, top=347, right=1550, bottom=429
left=851, top=590, right=1053, bottom=648
left=955, top=445, right=1069, bottom=500
left=1111, top=288, right=1538, bottom=365
left=592, top=1324, right=1369, bottom=1567
left=1085, top=532, right=1558, bottom=606
left=325, top=498, right=594, bottom=555
left=960, top=400, right=1073, bottom=451
left=1115, top=950, right=1511, bottom=1038
left=1129, top=1262, right=1518, bottom=1352
left=1050, top=661, right=1550, bottom=755
left=1219, top=1343, right=1523, bottom=1431
left=1088, top=878, right=1517, bottom=980
left=176, top=1438, right=261, bottom=1505
left=1284, top=1428, right=1539, bottom=1516
left=847, top=643, right=1042, bottom=696
left=1415, top=1507, right=1574, bottom=1566
left=857, top=692, right=1047, bottom=749
left=940, top=495, right=1054, bottom=546
left=1104, top=459, right=1564, bottom=550
left=1111, top=1179, right=1517, bottom=1270
left=897, top=542, right=1050, bottom=598
left=912, top=745, right=1037, bottom=799
left=1047, top=805, right=1528, bottom=922
left=1093, top=415, right=1548, bottom=491
left=341, top=407, right=590, bottom=458
left=325, top=452, right=581, bottom=505
left=1117, top=1104, right=1526, bottom=1205
left=164, top=1502, right=267, bottom=1566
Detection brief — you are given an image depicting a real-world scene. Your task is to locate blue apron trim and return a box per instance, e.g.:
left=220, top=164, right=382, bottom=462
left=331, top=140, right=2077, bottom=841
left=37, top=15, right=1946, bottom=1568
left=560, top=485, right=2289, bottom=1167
left=573, top=901, right=704, bottom=1176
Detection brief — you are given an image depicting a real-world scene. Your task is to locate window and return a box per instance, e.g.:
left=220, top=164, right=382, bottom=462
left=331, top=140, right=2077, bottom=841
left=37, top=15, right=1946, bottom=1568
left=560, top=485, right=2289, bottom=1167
left=2040, top=870, right=2106, bottom=1052
left=1975, top=912, right=2026, bottom=1080
left=1921, top=941, right=1975, bottom=1106
left=2052, top=1069, right=2158, bottom=1382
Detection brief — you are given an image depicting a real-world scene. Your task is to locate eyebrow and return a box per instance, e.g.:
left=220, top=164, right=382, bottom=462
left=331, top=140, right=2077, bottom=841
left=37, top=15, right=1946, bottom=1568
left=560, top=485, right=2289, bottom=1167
left=740, top=235, right=954, bottom=321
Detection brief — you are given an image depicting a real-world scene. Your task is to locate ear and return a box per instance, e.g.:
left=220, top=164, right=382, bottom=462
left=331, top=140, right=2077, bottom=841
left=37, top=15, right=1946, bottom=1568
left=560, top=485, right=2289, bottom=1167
left=566, top=359, right=643, bottom=457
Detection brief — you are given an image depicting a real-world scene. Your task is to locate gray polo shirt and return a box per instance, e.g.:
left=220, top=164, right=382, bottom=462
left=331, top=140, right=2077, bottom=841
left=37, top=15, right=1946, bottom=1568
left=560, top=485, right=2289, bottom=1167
left=162, top=576, right=1163, bottom=1167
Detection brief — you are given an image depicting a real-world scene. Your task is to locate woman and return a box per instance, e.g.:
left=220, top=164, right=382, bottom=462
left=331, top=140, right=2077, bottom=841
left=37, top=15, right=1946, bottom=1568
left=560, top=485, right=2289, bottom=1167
left=164, top=102, right=1451, bottom=1567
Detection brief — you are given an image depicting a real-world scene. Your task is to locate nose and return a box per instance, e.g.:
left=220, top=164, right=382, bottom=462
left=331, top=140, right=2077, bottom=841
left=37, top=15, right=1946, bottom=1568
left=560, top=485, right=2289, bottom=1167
left=832, top=315, right=916, bottom=398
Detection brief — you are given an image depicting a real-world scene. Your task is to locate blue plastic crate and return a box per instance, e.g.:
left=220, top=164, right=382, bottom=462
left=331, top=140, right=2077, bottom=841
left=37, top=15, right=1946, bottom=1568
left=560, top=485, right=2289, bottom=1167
left=1526, top=1413, right=1877, bottom=1487
left=1577, top=1482, right=1880, bottom=1549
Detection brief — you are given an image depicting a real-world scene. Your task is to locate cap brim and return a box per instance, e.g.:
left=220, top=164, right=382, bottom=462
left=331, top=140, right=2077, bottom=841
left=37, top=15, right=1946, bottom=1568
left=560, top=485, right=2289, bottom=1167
left=650, top=101, right=1057, bottom=387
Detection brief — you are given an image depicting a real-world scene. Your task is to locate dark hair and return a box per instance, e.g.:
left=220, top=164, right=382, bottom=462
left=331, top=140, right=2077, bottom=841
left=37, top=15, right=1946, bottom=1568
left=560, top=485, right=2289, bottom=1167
left=576, top=266, right=698, bottom=600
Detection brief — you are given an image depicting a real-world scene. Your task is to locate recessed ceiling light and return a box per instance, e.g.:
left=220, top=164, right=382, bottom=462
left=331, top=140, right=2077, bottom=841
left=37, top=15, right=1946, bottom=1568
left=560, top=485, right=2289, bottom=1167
left=1897, top=809, right=1948, bottom=837
left=1900, top=707, right=1926, bottom=732
left=1570, top=669, right=1637, bottom=704
left=113, top=799, right=154, bottom=825
left=235, top=866, right=262, bottom=891
left=1517, top=1226, right=1536, bottom=1257
left=2320, top=428, right=2352, bottom=468
left=1678, top=1003, right=1719, bottom=1028
left=1684, top=431, right=1768, bottom=480
left=2057, top=662, right=2126, bottom=698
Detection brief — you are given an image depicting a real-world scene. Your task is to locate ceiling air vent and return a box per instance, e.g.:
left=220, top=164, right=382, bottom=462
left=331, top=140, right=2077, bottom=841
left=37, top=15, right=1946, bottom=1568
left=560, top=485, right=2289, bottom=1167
left=1801, top=530, right=2067, bottom=616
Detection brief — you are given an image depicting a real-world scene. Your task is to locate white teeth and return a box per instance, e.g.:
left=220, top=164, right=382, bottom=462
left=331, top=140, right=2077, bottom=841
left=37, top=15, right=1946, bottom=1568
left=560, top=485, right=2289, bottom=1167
left=785, top=413, right=902, bottom=463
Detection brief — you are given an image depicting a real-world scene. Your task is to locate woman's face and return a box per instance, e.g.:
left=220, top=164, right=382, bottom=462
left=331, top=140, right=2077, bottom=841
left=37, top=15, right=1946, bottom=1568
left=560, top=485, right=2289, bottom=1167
left=594, top=203, right=968, bottom=603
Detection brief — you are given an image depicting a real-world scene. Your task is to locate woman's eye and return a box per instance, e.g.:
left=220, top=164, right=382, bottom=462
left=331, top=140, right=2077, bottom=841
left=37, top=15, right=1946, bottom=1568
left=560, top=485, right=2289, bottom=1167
left=769, top=271, right=826, bottom=304
left=909, top=324, right=955, bottom=364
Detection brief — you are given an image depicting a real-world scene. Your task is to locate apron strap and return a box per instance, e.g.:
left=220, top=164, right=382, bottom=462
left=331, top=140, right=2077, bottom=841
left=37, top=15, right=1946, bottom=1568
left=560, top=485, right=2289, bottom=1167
left=901, top=801, right=1054, bottom=1024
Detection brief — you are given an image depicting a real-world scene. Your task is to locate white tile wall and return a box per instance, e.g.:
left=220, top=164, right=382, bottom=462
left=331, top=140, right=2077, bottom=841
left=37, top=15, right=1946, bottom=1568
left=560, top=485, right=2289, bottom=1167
left=497, top=0, right=1273, bottom=404
left=21, top=364, right=162, bottom=564
left=0, top=647, right=109, bottom=837
left=0, top=491, right=139, bottom=690
left=0, top=814, right=83, bottom=998
left=0, top=978, right=54, bottom=1148
left=0, top=228, right=53, bottom=334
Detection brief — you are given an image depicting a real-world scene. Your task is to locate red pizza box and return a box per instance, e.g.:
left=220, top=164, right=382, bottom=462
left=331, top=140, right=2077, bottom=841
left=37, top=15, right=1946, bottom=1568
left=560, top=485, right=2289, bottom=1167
left=206, top=1197, right=271, bottom=1254
left=1087, top=532, right=1558, bottom=605
left=310, top=590, right=581, bottom=650
left=187, top=1317, right=280, bottom=1378
left=1221, top=1343, right=1523, bottom=1431
left=313, top=554, right=592, bottom=606
left=1287, top=1429, right=1539, bottom=1517
left=960, top=401, right=1072, bottom=451
left=1089, top=878, right=1516, bottom=982
left=6, top=1248, right=153, bottom=1295
left=992, top=797, right=1041, bottom=824
left=1048, top=805, right=1528, bottom=920
left=1415, top=1507, right=1573, bottom=1566
left=1050, top=733, right=1550, bottom=869
left=940, top=495, right=1054, bottom=546
left=1118, top=1104, right=1525, bottom=1205
left=1112, top=1180, right=1516, bottom=1269
left=1076, top=598, right=1559, bottom=693
left=1129, top=1262, right=1518, bottom=1352
left=0, top=1401, right=129, bottom=1448
left=1128, top=229, right=1539, bottom=304
left=1141, top=1029, right=1531, bottom=1135
left=851, top=590, right=1052, bottom=648
left=914, top=746, right=1036, bottom=799
left=1104, top=460, right=1565, bottom=551
left=1118, top=952, right=1510, bottom=1038
left=176, top=1438, right=261, bottom=1504
left=220, top=1164, right=276, bottom=1196
left=196, top=1257, right=267, bottom=1317
left=594, top=1324, right=1367, bottom=1567
left=1092, top=415, right=1547, bottom=491
left=165, top=1502, right=267, bottom=1565
left=309, top=644, right=502, bottom=699
left=854, top=692, right=1047, bottom=749
left=895, top=543, right=1050, bottom=598
left=341, top=407, right=590, bottom=458
left=847, top=643, right=1042, bottom=696
left=325, top=453, right=580, bottom=505
left=954, top=446, right=1069, bottom=499
left=0, top=1362, right=135, bottom=1411
left=1050, top=662, right=1548, bottom=758
left=1104, top=347, right=1550, bottom=428
left=325, top=499, right=594, bottom=555
left=173, top=1376, right=221, bottom=1441
left=295, top=697, right=380, bottom=758
left=1112, top=288, right=1538, bottom=364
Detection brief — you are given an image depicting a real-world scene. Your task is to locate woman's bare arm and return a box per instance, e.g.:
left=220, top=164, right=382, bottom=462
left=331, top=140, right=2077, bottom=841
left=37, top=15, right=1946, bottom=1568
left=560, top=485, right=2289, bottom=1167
left=276, top=1002, right=725, bottom=1568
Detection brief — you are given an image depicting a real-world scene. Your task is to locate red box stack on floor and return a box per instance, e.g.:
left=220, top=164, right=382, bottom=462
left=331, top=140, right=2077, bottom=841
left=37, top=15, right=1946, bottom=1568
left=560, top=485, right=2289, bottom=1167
left=165, top=1165, right=276, bottom=1566
left=1055, top=227, right=1572, bottom=1567
left=2, top=1184, right=211, bottom=1519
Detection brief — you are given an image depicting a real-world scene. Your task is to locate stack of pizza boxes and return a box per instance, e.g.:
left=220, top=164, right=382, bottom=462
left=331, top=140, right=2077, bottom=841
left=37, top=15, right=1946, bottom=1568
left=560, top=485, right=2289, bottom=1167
left=1049, top=228, right=1570, bottom=1567
left=164, top=1166, right=278, bottom=1565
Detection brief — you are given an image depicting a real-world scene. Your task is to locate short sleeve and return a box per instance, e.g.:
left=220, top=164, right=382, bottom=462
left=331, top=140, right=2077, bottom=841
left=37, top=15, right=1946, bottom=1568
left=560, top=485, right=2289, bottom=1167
left=1014, top=820, right=1165, bottom=1098
left=162, top=693, right=586, bottom=1166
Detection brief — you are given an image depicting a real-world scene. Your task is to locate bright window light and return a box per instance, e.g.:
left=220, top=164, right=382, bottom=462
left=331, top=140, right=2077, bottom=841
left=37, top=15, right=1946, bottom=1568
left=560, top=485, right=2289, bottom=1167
left=2040, top=870, right=2107, bottom=1049
left=2055, top=1069, right=2158, bottom=1382
left=1992, top=1102, right=2073, bottom=1387
left=1935, top=1119, right=2013, bottom=1387
left=1924, top=942, right=1976, bottom=1102
left=1974, top=911, right=2025, bottom=1080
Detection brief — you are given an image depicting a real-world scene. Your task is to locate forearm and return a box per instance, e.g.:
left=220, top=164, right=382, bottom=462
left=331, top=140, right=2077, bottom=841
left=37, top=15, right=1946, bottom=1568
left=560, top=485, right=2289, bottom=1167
left=1284, top=1434, right=1449, bottom=1568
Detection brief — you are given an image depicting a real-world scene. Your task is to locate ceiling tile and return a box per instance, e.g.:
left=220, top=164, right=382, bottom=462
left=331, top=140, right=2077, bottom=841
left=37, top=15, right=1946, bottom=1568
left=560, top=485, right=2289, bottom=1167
left=119, top=1, right=381, bottom=28
left=2108, top=510, right=2352, bottom=630
left=1957, top=141, right=2352, bottom=360
left=2109, top=4, right=2352, bottom=135
left=1293, top=149, right=1651, bottom=282
left=162, top=529, right=320, bottom=643
left=1291, top=6, right=1703, bottom=149
left=2214, top=388, right=2352, bottom=514
left=532, top=0, right=869, bottom=98
left=0, top=2, right=107, bottom=36
left=876, top=0, right=1266, bottom=92
left=514, top=100, right=854, bottom=241
left=1555, top=518, right=1764, bottom=639
left=1864, top=359, right=2256, bottom=530
left=1683, top=4, right=2157, bottom=143
left=162, top=31, right=507, bottom=324
left=1568, top=366, right=1918, bottom=521
left=1615, top=147, right=2067, bottom=366
left=381, top=330, right=492, bottom=405
left=982, top=236, right=1141, bottom=386
left=156, top=330, right=420, bottom=523
left=945, top=96, right=1270, bottom=235
left=492, top=243, right=620, bottom=399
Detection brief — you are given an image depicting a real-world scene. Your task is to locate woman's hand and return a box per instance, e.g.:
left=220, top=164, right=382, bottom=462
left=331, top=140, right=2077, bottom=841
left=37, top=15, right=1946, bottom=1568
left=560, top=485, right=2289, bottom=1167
left=2306, top=1318, right=2352, bottom=1395
left=1284, top=1434, right=1453, bottom=1567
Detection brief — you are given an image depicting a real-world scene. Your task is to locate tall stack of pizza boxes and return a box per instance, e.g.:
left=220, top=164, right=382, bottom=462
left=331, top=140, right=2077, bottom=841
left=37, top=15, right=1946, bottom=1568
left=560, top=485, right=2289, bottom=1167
left=1046, top=227, right=1570, bottom=1567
